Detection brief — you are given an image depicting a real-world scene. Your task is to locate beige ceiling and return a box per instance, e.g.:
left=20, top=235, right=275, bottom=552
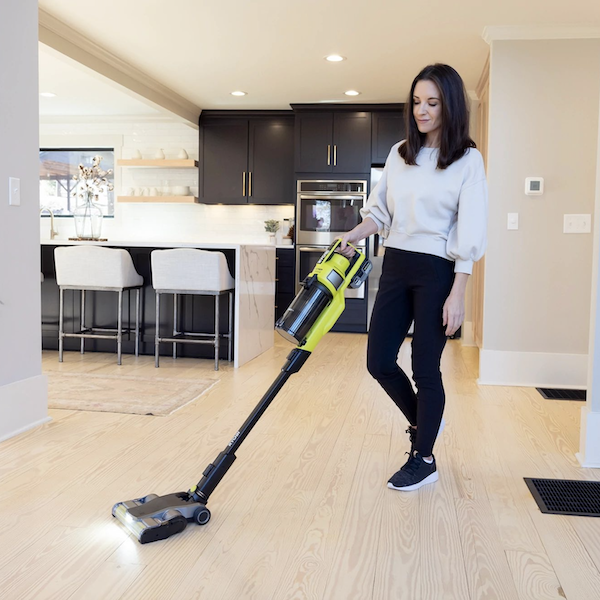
left=38, top=0, right=600, bottom=113
left=39, top=47, right=160, bottom=117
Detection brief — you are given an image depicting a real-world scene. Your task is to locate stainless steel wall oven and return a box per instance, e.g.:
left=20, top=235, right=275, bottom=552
left=296, top=179, right=368, bottom=299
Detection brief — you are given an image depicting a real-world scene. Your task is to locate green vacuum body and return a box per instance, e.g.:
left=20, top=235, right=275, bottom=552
left=112, top=240, right=371, bottom=543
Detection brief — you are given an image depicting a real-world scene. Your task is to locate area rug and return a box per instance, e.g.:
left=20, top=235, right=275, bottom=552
left=47, top=372, right=219, bottom=416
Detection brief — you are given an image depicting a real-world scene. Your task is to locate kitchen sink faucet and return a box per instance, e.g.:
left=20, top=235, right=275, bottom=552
left=40, top=206, right=59, bottom=239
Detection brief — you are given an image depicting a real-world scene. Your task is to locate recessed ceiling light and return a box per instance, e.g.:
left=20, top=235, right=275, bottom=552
left=325, top=55, right=345, bottom=62
left=231, top=91, right=247, bottom=96
left=40, top=92, right=56, bottom=97
left=344, top=90, right=360, bottom=96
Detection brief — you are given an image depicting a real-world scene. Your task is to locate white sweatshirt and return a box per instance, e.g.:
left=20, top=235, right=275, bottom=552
left=361, top=142, right=488, bottom=274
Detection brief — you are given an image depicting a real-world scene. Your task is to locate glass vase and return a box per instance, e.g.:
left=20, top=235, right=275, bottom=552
left=73, top=194, right=103, bottom=240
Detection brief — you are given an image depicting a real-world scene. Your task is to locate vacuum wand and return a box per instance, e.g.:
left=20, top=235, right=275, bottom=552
left=112, top=240, right=371, bottom=544
left=190, top=347, right=310, bottom=504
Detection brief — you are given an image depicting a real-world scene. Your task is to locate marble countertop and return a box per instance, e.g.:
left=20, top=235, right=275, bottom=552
left=40, top=238, right=295, bottom=250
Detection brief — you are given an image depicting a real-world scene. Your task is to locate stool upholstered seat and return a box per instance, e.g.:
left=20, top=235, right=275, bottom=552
left=55, top=246, right=143, bottom=290
left=151, top=248, right=234, bottom=370
left=54, top=246, right=143, bottom=365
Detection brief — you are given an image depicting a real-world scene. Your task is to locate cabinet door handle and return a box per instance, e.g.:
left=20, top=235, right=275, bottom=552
left=249, top=171, right=252, bottom=197
left=334, top=145, right=337, bottom=166
left=242, top=172, right=246, bottom=196
left=327, top=145, right=331, bottom=166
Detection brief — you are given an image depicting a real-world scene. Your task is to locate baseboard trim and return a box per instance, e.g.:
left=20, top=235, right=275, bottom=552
left=0, top=417, right=52, bottom=445
left=577, top=407, right=600, bottom=469
left=478, top=349, right=587, bottom=387
left=460, top=321, right=475, bottom=347
left=0, top=374, right=49, bottom=443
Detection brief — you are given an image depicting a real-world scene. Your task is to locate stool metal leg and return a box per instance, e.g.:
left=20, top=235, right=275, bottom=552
left=117, top=289, right=123, bottom=366
left=228, top=290, right=233, bottom=363
left=173, top=292, right=178, bottom=359
left=80, top=289, right=85, bottom=354
left=155, top=291, right=160, bottom=368
left=135, top=288, right=140, bottom=357
left=214, top=294, right=220, bottom=371
left=59, top=287, right=64, bottom=362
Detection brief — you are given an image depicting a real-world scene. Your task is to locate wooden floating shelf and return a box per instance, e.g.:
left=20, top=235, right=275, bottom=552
left=117, top=159, right=198, bottom=168
left=118, top=196, right=199, bottom=204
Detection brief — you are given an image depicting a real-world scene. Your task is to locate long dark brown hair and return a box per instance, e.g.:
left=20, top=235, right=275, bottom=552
left=399, top=63, right=475, bottom=170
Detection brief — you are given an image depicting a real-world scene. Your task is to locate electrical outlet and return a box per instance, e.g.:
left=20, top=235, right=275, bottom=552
left=507, top=213, right=519, bottom=230
left=564, top=214, right=592, bottom=234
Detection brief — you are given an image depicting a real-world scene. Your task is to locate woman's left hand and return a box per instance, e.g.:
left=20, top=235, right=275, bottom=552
left=442, top=292, right=465, bottom=337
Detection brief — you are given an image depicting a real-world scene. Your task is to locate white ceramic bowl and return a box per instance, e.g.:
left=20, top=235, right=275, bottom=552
left=172, top=186, right=190, bottom=196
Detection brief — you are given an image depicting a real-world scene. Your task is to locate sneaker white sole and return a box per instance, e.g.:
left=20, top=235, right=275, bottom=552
left=387, top=470, right=439, bottom=492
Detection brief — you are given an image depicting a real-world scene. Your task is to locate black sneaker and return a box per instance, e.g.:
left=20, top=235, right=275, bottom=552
left=387, top=452, right=438, bottom=491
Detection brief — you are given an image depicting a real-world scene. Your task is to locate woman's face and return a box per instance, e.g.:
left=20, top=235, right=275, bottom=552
left=412, top=79, right=442, bottom=145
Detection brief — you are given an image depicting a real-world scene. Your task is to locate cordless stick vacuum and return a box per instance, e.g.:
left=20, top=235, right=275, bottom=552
left=112, top=240, right=372, bottom=544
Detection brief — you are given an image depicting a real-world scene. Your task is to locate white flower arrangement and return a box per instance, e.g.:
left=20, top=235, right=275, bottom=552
left=72, top=155, right=114, bottom=203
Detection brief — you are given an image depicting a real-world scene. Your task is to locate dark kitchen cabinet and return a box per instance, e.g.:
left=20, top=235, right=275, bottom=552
left=371, top=111, right=405, bottom=165
left=294, top=111, right=371, bottom=173
left=199, top=113, right=294, bottom=204
left=200, top=120, right=248, bottom=204
left=275, top=249, right=295, bottom=322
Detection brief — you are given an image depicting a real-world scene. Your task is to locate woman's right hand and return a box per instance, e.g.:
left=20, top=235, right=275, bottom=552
left=336, top=229, right=361, bottom=258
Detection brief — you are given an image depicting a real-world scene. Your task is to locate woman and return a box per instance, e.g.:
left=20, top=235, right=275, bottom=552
left=338, top=64, right=487, bottom=491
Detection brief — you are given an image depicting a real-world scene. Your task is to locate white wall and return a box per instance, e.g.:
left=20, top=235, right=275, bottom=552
left=480, top=39, right=600, bottom=386
left=40, top=120, right=294, bottom=243
left=0, top=0, right=50, bottom=441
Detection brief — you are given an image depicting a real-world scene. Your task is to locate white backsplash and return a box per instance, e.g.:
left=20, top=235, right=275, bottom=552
left=40, top=119, right=295, bottom=243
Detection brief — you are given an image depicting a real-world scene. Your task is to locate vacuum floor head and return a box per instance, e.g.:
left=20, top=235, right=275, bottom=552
left=112, top=492, right=211, bottom=544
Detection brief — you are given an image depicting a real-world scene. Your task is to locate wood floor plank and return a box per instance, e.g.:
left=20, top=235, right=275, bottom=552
left=455, top=497, right=520, bottom=600
left=65, top=562, right=146, bottom=600
left=320, top=434, right=388, bottom=600
left=0, top=337, right=596, bottom=599
left=504, top=551, right=564, bottom=600
left=0, top=525, right=124, bottom=600
left=418, top=439, right=471, bottom=600
left=372, top=420, right=421, bottom=600
left=268, top=362, right=377, bottom=600
left=528, top=508, right=600, bottom=600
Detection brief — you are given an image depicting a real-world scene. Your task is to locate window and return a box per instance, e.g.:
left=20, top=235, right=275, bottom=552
left=39, top=148, right=115, bottom=217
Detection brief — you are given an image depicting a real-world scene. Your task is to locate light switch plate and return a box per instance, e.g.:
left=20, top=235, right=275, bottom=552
left=9, top=177, right=20, bottom=206
left=564, top=214, right=592, bottom=234
left=507, top=213, right=519, bottom=230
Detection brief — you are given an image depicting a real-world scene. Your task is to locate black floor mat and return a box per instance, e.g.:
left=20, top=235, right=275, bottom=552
left=537, top=388, right=586, bottom=401
left=525, top=478, right=600, bottom=516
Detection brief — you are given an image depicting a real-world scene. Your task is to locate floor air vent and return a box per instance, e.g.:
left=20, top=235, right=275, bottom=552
left=536, top=388, right=586, bottom=401
left=525, top=478, right=600, bottom=517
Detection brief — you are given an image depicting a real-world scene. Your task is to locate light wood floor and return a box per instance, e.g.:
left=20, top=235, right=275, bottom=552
left=1, top=334, right=599, bottom=600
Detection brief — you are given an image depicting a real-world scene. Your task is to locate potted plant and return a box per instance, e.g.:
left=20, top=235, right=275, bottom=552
left=264, top=219, right=280, bottom=244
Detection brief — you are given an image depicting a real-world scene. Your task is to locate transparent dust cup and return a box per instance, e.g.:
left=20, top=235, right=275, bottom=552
left=275, top=281, right=332, bottom=345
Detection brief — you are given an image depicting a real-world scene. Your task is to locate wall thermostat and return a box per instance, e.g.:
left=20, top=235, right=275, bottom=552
left=525, top=177, right=544, bottom=195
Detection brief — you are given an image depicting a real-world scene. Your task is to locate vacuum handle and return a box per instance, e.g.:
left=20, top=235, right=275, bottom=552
left=324, top=239, right=364, bottom=275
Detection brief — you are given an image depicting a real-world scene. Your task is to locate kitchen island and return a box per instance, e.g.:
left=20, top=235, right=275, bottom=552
left=41, top=239, right=277, bottom=368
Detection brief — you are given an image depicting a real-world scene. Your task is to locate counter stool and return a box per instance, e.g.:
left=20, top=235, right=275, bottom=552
left=151, top=248, right=234, bottom=370
left=54, top=246, right=144, bottom=365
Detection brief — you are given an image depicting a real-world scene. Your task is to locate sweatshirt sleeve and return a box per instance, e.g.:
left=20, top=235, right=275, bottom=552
left=359, top=148, right=394, bottom=237
left=446, top=152, right=488, bottom=274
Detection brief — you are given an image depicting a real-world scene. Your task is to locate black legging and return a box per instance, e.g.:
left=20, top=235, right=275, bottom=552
left=367, top=248, right=455, bottom=457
